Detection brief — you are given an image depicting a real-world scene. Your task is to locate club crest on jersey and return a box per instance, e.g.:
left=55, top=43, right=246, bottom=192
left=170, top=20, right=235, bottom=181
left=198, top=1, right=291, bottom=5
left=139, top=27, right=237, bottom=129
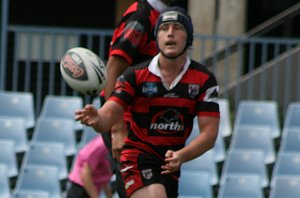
left=142, top=169, right=153, bottom=180
left=188, top=84, right=200, bottom=99
left=142, top=83, right=158, bottom=96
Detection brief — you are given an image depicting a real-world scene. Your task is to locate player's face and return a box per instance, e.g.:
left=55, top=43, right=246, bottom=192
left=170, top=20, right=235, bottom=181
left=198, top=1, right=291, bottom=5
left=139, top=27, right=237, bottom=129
left=157, top=22, right=187, bottom=58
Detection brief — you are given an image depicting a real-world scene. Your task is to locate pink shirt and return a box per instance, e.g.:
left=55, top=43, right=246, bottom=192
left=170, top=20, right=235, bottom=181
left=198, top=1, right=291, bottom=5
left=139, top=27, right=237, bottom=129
left=68, top=135, right=113, bottom=192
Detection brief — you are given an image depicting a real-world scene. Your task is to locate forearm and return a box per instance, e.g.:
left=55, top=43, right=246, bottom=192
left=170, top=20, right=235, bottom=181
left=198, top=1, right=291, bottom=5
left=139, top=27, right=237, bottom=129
left=178, top=117, right=219, bottom=163
left=92, top=101, right=124, bottom=132
left=81, top=165, right=99, bottom=198
left=82, top=179, right=98, bottom=198
left=178, top=132, right=216, bottom=163
left=103, top=183, right=113, bottom=198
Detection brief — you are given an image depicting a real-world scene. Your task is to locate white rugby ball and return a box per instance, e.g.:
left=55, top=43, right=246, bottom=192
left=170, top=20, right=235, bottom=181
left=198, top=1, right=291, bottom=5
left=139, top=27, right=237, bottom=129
left=60, top=47, right=107, bottom=95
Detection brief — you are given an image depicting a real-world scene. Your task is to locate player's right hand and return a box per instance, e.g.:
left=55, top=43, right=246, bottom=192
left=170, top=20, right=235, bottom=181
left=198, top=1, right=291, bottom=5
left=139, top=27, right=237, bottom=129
left=75, top=104, right=99, bottom=128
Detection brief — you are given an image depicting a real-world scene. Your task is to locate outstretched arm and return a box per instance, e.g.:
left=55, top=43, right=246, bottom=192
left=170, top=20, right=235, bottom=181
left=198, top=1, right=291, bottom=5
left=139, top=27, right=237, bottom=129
left=105, top=55, right=130, bottom=160
left=75, top=101, right=124, bottom=133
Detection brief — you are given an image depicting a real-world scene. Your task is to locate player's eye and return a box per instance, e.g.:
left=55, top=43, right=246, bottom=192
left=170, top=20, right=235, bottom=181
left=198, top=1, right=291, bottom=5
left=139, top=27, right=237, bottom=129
left=173, top=24, right=184, bottom=31
left=159, top=24, right=169, bottom=31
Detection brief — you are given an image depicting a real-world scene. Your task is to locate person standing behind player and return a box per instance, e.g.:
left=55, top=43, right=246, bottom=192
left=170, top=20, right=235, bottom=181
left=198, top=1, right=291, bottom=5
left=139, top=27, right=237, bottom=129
left=76, top=6, right=220, bottom=198
left=66, top=135, right=113, bottom=198
left=101, top=0, right=173, bottom=197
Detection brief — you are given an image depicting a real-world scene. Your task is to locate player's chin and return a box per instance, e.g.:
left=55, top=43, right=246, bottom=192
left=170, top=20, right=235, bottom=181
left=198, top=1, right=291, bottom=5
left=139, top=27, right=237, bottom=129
left=162, top=48, right=181, bottom=56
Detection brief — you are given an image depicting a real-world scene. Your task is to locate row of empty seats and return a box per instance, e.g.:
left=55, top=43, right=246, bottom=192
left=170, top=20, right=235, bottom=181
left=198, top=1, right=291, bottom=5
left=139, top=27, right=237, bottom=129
left=0, top=91, right=101, bottom=198
left=1, top=90, right=300, bottom=197
left=175, top=99, right=300, bottom=198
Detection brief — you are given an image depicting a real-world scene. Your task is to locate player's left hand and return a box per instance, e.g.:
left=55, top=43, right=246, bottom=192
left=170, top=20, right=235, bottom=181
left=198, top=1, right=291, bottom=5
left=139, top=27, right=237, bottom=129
left=161, top=150, right=182, bottom=174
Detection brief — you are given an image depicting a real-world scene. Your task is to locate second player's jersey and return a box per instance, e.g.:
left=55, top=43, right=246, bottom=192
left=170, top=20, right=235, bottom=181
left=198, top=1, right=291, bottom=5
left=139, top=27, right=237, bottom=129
left=109, top=0, right=160, bottom=66
left=108, top=54, right=220, bottom=160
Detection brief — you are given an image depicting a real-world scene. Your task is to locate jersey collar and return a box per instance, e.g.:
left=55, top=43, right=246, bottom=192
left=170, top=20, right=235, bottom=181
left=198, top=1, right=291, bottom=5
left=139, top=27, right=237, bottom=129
left=147, top=0, right=168, bottom=13
left=148, top=53, right=191, bottom=90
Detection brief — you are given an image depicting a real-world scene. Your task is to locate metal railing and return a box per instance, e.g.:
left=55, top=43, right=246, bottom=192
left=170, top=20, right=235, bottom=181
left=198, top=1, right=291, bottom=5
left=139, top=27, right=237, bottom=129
left=1, top=0, right=300, bottom=117
left=1, top=25, right=113, bottom=115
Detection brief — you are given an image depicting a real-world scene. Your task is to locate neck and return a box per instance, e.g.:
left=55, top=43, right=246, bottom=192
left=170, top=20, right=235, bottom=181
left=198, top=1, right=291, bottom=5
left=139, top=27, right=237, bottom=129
left=158, top=53, right=187, bottom=75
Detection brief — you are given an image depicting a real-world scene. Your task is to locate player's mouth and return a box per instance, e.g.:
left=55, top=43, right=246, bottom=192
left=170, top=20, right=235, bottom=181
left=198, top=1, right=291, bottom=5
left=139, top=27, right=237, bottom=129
left=166, top=41, right=176, bottom=46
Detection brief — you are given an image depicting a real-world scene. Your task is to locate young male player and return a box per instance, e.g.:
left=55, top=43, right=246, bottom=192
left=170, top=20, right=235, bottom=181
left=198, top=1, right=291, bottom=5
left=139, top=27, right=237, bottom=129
left=76, top=6, right=220, bottom=198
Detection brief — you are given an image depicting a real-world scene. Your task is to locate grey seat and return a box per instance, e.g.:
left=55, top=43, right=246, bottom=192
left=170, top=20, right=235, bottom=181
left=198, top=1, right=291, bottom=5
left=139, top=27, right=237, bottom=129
left=269, top=176, right=300, bottom=198
left=0, top=140, right=18, bottom=177
left=0, top=164, right=10, bottom=198
left=22, top=142, right=68, bottom=180
left=179, top=171, right=212, bottom=198
left=14, top=165, right=61, bottom=198
left=31, top=117, right=76, bottom=156
left=233, top=100, right=281, bottom=138
left=39, top=95, right=83, bottom=131
left=220, top=149, right=268, bottom=188
left=271, top=152, right=300, bottom=187
left=0, top=117, right=28, bottom=153
left=0, top=91, right=35, bottom=129
left=218, top=175, right=264, bottom=198
left=181, top=149, right=219, bottom=186
left=230, top=125, right=275, bottom=164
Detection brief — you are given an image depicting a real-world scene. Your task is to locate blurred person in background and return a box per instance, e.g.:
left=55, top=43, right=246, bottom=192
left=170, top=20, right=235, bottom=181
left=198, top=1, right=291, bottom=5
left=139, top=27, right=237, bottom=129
left=66, top=135, right=113, bottom=198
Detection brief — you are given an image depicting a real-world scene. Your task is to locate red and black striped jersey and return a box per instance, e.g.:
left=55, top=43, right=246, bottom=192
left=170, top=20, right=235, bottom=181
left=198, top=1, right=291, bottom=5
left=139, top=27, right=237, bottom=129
left=108, top=54, right=220, bottom=159
left=109, top=0, right=160, bottom=65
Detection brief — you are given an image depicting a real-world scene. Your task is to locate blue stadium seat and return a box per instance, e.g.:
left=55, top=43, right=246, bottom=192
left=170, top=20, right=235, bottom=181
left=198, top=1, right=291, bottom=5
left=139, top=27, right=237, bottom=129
left=0, top=117, right=28, bottom=153
left=0, top=91, right=35, bottom=129
left=213, top=133, right=226, bottom=163
left=220, top=149, right=268, bottom=188
left=282, top=102, right=300, bottom=137
left=79, top=126, right=100, bottom=147
left=283, top=102, right=300, bottom=128
left=271, top=152, right=300, bottom=188
left=218, top=98, right=232, bottom=137
left=233, top=100, right=281, bottom=138
left=178, top=171, right=213, bottom=198
left=0, top=140, right=18, bottom=177
left=0, top=164, right=10, bottom=198
left=92, top=96, right=102, bottom=109
left=31, top=117, right=76, bottom=156
left=13, top=191, right=50, bottom=198
left=14, top=165, right=61, bottom=198
left=269, top=176, right=300, bottom=198
left=22, top=142, right=68, bottom=180
left=229, top=125, right=275, bottom=164
left=218, top=175, right=263, bottom=198
left=181, top=150, right=219, bottom=186
left=39, top=95, right=83, bottom=131
left=279, top=129, right=300, bottom=153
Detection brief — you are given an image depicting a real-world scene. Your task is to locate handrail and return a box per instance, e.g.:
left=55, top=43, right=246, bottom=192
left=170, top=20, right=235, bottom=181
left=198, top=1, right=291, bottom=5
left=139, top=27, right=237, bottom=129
left=0, top=0, right=9, bottom=91
left=202, top=2, right=300, bottom=66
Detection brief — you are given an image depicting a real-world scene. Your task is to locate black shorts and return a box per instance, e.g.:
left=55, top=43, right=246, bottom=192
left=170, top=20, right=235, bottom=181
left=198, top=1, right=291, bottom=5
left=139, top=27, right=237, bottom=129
left=66, top=181, right=89, bottom=198
left=120, top=149, right=179, bottom=198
